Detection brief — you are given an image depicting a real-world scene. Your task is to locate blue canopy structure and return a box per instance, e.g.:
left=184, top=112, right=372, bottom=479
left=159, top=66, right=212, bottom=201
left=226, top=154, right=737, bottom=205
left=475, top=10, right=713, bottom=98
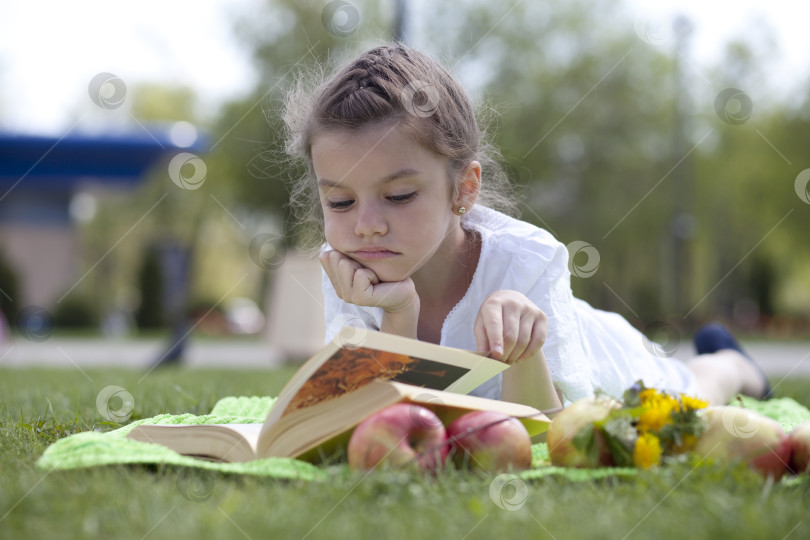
left=0, top=130, right=207, bottom=222
left=0, top=132, right=191, bottom=186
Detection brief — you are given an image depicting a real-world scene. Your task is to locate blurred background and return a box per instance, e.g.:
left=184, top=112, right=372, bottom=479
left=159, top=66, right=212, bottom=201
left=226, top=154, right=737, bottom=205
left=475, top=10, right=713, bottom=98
left=1, top=0, right=809, bottom=367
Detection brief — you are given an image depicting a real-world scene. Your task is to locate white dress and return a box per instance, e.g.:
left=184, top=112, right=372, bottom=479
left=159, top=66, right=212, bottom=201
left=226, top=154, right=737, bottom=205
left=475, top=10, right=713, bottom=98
left=322, top=205, right=699, bottom=405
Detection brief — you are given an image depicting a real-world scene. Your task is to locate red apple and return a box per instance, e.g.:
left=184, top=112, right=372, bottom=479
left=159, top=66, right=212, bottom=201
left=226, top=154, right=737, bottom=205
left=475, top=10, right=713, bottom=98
left=693, top=406, right=791, bottom=479
left=446, top=410, right=532, bottom=472
left=547, top=396, right=621, bottom=468
left=347, top=403, right=448, bottom=472
left=788, top=421, right=810, bottom=475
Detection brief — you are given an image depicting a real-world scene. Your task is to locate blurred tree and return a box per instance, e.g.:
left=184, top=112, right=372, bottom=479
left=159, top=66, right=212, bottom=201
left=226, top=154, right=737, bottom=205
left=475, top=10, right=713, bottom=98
left=134, top=244, right=164, bottom=329
left=130, top=84, right=198, bottom=122
left=52, top=295, right=100, bottom=329
left=690, top=37, right=809, bottom=329
left=0, top=247, right=18, bottom=325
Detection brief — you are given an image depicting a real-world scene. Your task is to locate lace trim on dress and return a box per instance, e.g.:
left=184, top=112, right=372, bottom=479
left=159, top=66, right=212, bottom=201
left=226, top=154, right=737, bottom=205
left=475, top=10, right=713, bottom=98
left=440, top=226, right=484, bottom=344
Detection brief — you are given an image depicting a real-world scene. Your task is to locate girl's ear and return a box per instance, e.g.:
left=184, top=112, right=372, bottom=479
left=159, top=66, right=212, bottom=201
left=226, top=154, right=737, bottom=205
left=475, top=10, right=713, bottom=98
left=453, top=161, right=482, bottom=212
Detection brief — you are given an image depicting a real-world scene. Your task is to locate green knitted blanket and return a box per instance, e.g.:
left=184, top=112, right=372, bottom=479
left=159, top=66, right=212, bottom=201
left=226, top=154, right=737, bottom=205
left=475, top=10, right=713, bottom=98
left=36, top=395, right=810, bottom=482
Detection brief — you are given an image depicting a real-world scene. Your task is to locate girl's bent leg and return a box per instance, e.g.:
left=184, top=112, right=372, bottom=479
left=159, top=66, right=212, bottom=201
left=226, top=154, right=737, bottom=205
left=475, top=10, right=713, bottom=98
left=685, top=350, right=768, bottom=405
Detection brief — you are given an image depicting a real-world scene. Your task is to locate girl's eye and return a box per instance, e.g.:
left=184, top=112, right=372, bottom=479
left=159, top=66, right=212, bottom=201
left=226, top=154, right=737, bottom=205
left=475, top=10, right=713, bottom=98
left=388, top=192, right=417, bottom=204
left=326, top=199, right=354, bottom=209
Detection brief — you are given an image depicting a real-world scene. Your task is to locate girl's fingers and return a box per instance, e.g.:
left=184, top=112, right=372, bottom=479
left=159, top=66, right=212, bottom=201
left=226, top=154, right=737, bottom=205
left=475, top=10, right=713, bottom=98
left=369, top=278, right=417, bottom=311
left=500, top=309, right=522, bottom=362
left=480, top=303, right=505, bottom=359
left=330, top=251, right=388, bottom=305
left=352, top=267, right=380, bottom=298
left=321, top=250, right=415, bottom=311
left=473, top=310, right=492, bottom=358
left=321, top=250, right=361, bottom=300
left=508, top=313, right=535, bottom=363
left=336, top=254, right=361, bottom=296
left=474, top=291, right=549, bottom=365
left=515, top=317, right=544, bottom=362
left=518, top=314, right=548, bottom=363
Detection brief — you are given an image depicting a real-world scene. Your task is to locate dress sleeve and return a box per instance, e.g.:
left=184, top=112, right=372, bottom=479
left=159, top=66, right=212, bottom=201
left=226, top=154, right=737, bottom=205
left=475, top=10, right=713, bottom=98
left=321, top=269, right=382, bottom=343
left=524, top=243, right=595, bottom=405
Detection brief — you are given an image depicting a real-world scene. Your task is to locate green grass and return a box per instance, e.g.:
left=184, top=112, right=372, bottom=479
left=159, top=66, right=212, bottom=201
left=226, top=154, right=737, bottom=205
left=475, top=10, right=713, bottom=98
left=2, top=368, right=810, bottom=540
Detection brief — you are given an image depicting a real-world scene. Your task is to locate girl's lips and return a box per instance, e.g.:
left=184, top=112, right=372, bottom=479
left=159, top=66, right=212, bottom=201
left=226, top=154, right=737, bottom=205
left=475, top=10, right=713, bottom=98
left=351, top=249, right=399, bottom=260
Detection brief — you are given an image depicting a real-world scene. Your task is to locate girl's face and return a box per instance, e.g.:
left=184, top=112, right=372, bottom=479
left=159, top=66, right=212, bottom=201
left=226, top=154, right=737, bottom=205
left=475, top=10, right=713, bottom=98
left=312, top=122, right=468, bottom=283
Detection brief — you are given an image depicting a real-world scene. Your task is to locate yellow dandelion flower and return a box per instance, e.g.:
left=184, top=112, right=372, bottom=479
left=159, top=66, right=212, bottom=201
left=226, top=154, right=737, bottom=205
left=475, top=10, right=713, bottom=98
left=638, top=388, right=660, bottom=405
left=679, top=395, right=708, bottom=411
left=633, top=432, right=662, bottom=469
left=637, top=395, right=675, bottom=433
left=637, top=407, right=667, bottom=433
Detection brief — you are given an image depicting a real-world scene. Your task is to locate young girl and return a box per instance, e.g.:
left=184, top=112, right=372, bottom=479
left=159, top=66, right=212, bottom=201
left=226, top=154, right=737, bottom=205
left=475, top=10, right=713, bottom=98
left=282, top=43, right=770, bottom=412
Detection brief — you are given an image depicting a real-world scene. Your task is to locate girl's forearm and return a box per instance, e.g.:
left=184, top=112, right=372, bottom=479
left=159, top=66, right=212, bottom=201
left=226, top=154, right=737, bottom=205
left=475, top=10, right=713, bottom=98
left=501, top=349, right=562, bottom=415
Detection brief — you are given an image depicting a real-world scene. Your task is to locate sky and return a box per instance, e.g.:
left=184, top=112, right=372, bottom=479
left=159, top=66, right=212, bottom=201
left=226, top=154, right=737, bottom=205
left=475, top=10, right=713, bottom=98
left=0, top=0, right=258, bottom=134
left=628, top=0, right=810, bottom=94
left=0, top=0, right=808, bottom=135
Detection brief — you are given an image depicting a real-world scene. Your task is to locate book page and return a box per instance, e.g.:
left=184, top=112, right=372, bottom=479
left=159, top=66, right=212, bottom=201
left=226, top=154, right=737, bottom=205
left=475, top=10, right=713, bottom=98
left=265, top=327, right=506, bottom=428
left=127, top=424, right=262, bottom=463
left=282, top=348, right=470, bottom=414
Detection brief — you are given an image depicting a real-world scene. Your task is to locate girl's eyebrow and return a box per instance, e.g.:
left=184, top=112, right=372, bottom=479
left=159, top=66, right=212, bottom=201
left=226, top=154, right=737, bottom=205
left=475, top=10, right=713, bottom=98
left=317, top=168, right=422, bottom=188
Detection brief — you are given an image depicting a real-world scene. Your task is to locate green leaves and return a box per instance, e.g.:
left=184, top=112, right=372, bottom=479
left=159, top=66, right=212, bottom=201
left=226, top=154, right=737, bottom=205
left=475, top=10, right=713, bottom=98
left=603, top=416, right=637, bottom=468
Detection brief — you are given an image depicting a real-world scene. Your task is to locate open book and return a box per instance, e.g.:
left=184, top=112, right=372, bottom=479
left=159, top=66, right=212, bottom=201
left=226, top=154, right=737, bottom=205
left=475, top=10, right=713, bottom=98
left=127, top=326, right=551, bottom=463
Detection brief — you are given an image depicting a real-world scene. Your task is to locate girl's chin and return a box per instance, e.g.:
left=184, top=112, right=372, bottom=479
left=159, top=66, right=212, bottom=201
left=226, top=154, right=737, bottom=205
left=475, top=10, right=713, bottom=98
left=371, top=268, right=411, bottom=283
left=360, top=262, right=411, bottom=283
left=337, top=253, right=414, bottom=283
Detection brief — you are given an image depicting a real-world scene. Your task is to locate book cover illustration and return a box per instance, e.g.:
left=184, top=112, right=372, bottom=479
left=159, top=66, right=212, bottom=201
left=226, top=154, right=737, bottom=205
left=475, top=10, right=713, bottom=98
left=283, top=347, right=470, bottom=416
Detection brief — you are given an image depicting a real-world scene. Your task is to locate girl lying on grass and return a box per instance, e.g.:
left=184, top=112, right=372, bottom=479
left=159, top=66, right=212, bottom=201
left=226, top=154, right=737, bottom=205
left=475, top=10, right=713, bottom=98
left=281, top=42, right=770, bottom=412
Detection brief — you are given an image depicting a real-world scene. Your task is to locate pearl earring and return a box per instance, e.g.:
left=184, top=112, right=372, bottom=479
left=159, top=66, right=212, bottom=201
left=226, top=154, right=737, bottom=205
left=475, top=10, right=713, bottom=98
left=457, top=207, right=466, bottom=215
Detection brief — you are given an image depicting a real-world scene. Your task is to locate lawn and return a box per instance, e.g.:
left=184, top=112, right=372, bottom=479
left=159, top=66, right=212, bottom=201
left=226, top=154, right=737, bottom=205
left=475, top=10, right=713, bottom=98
left=2, top=367, right=809, bottom=540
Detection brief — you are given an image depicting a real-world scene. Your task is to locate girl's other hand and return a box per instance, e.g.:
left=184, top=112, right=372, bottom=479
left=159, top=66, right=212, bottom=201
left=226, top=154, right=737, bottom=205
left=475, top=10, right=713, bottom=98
left=474, top=290, right=547, bottom=365
left=319, top=250, right=419, bottom=314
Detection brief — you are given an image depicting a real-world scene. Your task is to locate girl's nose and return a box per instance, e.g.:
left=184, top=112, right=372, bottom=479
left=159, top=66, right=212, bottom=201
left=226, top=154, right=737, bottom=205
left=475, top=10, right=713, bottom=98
left=354, top=202, right=388, bottom=237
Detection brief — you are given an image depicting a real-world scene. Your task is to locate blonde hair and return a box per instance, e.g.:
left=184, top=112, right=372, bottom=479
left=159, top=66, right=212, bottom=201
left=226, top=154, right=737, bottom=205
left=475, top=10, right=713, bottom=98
left=282, top=42, right=518, bottom=247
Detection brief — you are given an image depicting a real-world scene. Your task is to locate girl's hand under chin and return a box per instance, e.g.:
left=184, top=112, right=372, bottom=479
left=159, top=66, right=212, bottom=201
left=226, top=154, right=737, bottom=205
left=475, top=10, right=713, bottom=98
left=474, top=290, right=547, bottom=365
left=319, top=250, right=419, bottom=314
